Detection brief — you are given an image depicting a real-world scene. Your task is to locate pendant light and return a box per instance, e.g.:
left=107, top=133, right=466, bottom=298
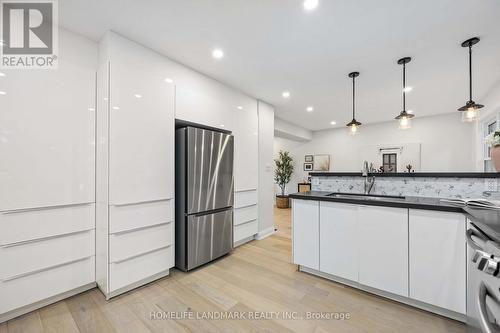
left=346, top=71, right=361, bottom=135
left=395, top=57, right=414, bottom=129
left=458, top=37, right=483, bottom=122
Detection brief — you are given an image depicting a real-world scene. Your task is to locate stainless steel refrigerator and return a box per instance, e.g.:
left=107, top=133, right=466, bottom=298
left=175, top=126, right=234, bottom=271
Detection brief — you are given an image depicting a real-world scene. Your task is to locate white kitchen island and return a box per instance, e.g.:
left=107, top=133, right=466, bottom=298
left=290, top=192, right=467, bottom=321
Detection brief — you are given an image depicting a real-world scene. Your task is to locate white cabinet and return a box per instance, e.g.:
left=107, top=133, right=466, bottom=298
left=358, top=206, right=409, bottom=297
left=320, top=202, right=358, bottom=281
left=175, top=70, right=236, bottom=131
left=409, top=209, right=466, bottom=314
left=292, top=199, right=319, bottom=270
left=96, top=32, right=175, bottom=298
left=233, top=98, right=259, bottom=191
left=0, top=29, right=97, bottom=322
left=0, top=30, right=96, bottom=211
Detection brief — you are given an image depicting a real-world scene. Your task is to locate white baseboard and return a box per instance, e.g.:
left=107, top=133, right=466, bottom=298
left=255, top=226, right=275, bottom=240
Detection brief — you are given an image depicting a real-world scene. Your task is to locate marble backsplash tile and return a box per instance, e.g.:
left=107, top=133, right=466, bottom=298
left=311, top=176, right=496, bottom=199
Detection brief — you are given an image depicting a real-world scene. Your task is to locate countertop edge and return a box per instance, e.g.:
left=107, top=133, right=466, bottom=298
left=288, top=193, right=464, bottom=213
left=309, top=172, right=500, bottom=178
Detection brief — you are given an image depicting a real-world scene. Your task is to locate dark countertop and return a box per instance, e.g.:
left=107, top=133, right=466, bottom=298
left=289, top=191, right=500, bottom=242
left=289, top=191, right=465, bottom=212
left=309, top=172, right=500, bottom=178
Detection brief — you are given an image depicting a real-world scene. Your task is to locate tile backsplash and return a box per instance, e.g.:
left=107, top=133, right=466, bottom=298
left=311, top=176, right=497, bottom=199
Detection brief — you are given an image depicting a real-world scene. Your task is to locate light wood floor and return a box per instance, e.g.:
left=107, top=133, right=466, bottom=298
left=1, top=207, right=465, bottom=333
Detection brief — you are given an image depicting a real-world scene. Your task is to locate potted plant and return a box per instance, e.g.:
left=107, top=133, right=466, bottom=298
left=274, top=150, right=294, bottom=208
left=486, top=130, right=500, bottom=171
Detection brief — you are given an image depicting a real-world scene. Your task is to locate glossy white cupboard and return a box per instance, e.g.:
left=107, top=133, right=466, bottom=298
left=292, top=200, right=320, bottom=270
left=0, top=30, right=97, bottom=322
left=96, top=32, right=175, bottom=298
left=358, top=206, right=409, bottom=296
left=292, top=198, right=467, bottom=319
left=233, top=98, right=259, bottom=245
left=319, top=202, right=358, bottom=281
left=409, top=209, right=466, bottom=314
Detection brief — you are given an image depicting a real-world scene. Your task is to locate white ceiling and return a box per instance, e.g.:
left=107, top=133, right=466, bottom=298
left=60, top=0, right=500, bottom=131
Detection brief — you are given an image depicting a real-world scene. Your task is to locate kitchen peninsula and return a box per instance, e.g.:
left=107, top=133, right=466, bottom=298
left=289, top=172, right=500, bottom=322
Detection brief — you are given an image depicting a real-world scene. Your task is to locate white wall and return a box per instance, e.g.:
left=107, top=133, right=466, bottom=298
left=257, top=102, right=275, bottom=238
left=274, top=113, right=476, bottom=194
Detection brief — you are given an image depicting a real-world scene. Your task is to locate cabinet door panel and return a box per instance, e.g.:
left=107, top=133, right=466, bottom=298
left=0, top=32, right=96, bottom=211
left=109, top=37, right=174, bottom=204
left=233, top=98, right=258, bottom=191
left=292, top=199, right=319, bottom=270
left=358, top=206, right=408, bottom=296
left=320, top=202, right=358, bottom=281
left=409, top=209, right=466, bottom=314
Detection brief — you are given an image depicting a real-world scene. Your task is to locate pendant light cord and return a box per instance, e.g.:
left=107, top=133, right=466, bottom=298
left=352, top=75, right=355, bottom=119
left=469, top=44, right=473, bottom=101
left=402, top=62, right=406, bottom=112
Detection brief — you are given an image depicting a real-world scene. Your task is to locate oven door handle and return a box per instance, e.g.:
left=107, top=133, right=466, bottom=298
left=478, top=282, right=500, bottom=333
left=467, top=228, right=486, bottom=252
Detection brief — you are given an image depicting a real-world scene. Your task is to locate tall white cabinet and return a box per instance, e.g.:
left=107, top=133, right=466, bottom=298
left=96, top=32, right=175, bottom=298
left=0, top=30, right=97, bottom=322
left=233, top=97, right=259, bottom=245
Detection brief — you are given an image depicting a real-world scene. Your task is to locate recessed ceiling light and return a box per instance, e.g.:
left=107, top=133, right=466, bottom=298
left=306, top=106, right=314, bottom=112
left=282, top=91, right=290, bottom=98
left=0, top=72, right=5, bottom=77
left=103, top=97, right=108, bottom=101
left=403, top=86, right=413, bottom=93
left=134, top=94, right=142, bottom=98
left=112, top=106, right=120, bottom=110
left=164, top=78, right=174, bottom=84
left=0, top=91, right=6, bottom=95
left=237, top=106, right=243, bottom=110
left=330, top=121, right=337, bottom=125
left=220, top=124, right=225, bottom=127
left=303, top=0, right=319, bottom=11
left=87, top=107, right=95, bottom=111
left=212, top=49, right=224, bottom=59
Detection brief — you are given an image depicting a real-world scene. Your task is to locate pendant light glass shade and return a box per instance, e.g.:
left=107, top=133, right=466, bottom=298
left=396, top=110, right=414, bottom=129
left=395, top=57, right=414, bottom=129
left=458, top=37, right=483, bottom=122
left=346, top=72, right=361, bottom=135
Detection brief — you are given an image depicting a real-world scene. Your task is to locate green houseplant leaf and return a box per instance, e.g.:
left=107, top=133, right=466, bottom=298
left=274, top=150, right=294, bottom=196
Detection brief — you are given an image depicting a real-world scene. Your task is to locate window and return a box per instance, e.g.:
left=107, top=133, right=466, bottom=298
left=382, top=153, right=397, bottom=172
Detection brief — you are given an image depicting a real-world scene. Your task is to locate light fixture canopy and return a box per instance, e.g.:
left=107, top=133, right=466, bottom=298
left=346, top=71, right=361, bottom=135
left=395, top=57, right=414, bottom=129
left=458, top=37, right=483, bottom=122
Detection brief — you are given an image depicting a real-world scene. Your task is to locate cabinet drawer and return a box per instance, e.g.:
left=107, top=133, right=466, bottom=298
left=0, top=204, right=94, bottom=246
left=0, top=230, right=94, bottom=281
left=109, top=199, right=173, bottom=234
left=109, top=246, right=172, bottom=292
left=234, top=205, right=258, bottom=226
left=0, top=256, right=95, bottom=314
left=234, top=190, right=257, bottom=208
left=110, top=223, right=173, bottom=263
left=234, top=220, right=258, bottom=242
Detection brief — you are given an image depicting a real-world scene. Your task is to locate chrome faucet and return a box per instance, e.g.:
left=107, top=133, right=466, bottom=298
left=362, top=161, right=375, bottom=194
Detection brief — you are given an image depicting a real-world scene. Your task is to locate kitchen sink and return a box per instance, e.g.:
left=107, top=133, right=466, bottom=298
left=327, top=192, right=406, bottom=201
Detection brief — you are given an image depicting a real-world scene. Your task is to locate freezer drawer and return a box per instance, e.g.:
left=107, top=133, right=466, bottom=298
left=186, top=209, right=233, bottom=270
